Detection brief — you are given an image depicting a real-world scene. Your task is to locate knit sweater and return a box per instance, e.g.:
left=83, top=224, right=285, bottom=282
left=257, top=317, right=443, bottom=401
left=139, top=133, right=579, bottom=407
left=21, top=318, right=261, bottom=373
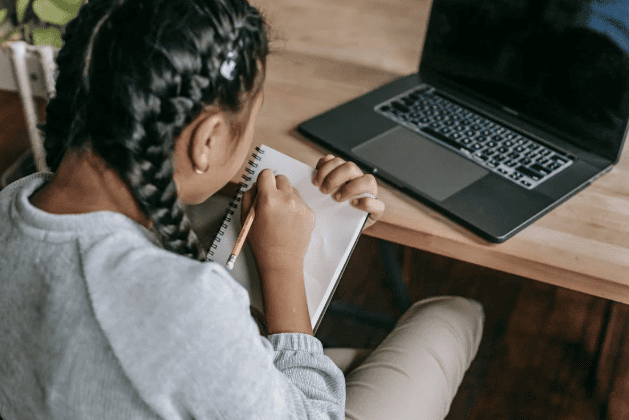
left=0, top=173, right=345, bottom=419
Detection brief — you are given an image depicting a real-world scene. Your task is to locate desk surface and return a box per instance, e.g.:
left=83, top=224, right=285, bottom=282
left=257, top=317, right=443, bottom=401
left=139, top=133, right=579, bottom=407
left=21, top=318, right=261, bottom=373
left=250, top=0, right=629, bottom=304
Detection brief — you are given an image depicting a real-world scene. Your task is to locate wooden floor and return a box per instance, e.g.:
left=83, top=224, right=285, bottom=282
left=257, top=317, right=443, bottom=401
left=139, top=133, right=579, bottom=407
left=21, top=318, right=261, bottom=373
left=316, top=235, right=629, bottom=420
left=2, top=89, right=629, bottom=419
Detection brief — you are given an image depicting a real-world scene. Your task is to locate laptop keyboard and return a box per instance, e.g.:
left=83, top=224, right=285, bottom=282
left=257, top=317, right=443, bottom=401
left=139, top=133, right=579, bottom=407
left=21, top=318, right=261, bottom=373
left=375, top=87, right=574, bottom=189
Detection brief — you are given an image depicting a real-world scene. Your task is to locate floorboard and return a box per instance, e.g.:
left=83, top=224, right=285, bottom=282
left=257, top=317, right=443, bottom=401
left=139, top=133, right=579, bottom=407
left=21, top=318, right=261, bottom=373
left=316, top=235, right=627, bottom=420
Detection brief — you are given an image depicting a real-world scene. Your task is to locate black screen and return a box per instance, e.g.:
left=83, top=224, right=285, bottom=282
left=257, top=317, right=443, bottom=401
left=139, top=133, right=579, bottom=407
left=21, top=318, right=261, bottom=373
left=420, top=0, right=629, bottom=162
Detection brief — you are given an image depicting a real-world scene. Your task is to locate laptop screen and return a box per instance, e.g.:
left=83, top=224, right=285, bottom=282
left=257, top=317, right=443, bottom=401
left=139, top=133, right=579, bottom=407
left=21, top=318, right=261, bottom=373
left=419, top=0, right=629, bottom=162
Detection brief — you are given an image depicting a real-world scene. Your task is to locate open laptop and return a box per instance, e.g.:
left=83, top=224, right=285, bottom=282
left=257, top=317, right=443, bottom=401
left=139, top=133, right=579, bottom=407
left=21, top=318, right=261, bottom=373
left=298, top=0, right=629, bottom=243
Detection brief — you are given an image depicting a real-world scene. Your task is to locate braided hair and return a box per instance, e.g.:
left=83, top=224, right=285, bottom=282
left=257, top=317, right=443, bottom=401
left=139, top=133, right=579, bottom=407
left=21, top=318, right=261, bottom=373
left=43, top=0, right=269, bottom=262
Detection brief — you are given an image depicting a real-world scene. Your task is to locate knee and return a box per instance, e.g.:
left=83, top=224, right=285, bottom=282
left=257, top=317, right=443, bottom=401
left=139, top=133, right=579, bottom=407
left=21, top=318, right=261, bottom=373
left=395, top=296, right=485, bottom=364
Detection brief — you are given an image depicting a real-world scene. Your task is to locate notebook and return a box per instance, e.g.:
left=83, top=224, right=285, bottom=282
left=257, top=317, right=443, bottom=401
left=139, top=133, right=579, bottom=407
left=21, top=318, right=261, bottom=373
left=207, top=145, right=369, bottom=332
left=298, top=0, right=628, bottom=243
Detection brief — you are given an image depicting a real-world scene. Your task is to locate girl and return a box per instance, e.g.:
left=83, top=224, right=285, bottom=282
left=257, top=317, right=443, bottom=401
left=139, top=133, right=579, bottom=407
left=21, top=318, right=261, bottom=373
left=0, top=0, right=484, bottom=418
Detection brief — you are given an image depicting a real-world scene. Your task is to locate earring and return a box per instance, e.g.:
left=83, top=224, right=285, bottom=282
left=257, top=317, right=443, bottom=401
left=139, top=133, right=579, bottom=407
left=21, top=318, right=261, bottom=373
left=195, top=167, right=205, bottom=175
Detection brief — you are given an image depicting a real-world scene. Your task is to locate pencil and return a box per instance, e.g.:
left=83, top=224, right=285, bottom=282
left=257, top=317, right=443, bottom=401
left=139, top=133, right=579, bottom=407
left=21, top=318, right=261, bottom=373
left=226, top=195, right=257, bottom=270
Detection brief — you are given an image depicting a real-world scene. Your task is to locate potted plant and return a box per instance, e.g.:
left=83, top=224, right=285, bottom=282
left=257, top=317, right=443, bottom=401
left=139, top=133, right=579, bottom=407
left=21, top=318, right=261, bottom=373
left=0, top=0, right=86, bottom=183
left=0, top=0, right=86, bottom=48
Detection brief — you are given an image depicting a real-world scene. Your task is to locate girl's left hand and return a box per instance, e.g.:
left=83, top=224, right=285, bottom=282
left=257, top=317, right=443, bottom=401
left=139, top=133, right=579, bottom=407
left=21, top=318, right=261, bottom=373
left=312, top=154, right=385, bottom=230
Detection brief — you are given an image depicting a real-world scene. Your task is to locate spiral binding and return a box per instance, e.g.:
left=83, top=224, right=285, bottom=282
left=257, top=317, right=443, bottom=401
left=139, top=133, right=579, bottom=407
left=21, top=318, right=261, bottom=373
left=206, top=147, right=265, bottom=260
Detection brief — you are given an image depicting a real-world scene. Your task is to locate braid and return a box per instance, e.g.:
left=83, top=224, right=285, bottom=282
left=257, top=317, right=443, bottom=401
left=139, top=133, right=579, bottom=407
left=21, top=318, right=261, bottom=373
left=43, top=0, right=270, bottom=262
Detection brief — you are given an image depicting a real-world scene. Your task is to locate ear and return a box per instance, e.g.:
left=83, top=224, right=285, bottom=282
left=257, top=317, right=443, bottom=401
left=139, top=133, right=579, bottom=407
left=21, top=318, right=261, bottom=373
left=189, top=112, right=230, bottom=172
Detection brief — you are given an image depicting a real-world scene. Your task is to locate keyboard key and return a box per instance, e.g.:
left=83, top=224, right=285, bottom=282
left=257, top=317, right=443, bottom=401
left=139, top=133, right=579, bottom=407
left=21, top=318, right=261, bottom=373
left=550, top=156, right=567, bottom=165
left=421, top=127, right=475, bottom=153
left=531, top=163, right=550, bottom=175
left=401, top=97, right=415, bottom=106
left=391, top=101, right=410, bottom=113
left=520, top=180, right=532, bottom=187
left=516, top=166, right=542, bottom=181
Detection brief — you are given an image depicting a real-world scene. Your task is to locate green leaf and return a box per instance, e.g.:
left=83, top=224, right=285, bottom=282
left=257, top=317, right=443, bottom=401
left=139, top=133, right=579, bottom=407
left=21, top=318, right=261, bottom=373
left=17, top=0, right=29, bottom=22
left=32, top=0, right=82, bottom=25
left=0, top=8, right=8, bottom=24
left=0, top=28, right=18, bottom=44
left=32, top=27, right=62, bottom=48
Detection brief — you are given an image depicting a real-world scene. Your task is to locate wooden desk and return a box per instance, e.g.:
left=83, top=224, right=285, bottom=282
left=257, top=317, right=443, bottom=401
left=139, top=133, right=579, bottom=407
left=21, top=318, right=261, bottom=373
left=250, top=0, right=629, bottom=304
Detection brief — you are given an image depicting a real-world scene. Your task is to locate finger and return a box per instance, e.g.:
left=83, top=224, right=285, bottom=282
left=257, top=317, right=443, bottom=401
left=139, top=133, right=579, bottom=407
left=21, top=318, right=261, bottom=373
left=315, top=154, right=336, bottom=170
left=313, top=156, right=346, bottom=188
left=274, top=174, right=292, bottom=192
left=350, top=197, right=385, bottom=228
left=332, top=174, right=378, bottom=202
left=256, top=168, right=277, bottom=195
left=319, top=161, right=364, bottom=195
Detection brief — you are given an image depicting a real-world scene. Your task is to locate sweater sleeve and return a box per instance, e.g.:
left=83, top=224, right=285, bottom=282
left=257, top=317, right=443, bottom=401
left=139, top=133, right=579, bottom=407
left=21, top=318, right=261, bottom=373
left=82, top=230, right=345, bottom=420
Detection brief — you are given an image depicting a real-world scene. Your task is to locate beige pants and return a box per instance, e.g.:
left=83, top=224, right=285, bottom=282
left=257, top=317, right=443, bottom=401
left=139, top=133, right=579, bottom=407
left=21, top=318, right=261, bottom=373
left=324, top=296, right=485, bottom=420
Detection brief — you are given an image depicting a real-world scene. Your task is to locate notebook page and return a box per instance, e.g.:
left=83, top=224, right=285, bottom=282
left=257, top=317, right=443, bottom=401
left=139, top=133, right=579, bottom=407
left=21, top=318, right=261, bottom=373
left=209, top=145, right=368, bottom=328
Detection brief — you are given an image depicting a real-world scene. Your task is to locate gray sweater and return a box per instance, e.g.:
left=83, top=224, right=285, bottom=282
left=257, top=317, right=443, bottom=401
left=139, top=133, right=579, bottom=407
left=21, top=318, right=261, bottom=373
left=0, top=173, right=345, bottom=419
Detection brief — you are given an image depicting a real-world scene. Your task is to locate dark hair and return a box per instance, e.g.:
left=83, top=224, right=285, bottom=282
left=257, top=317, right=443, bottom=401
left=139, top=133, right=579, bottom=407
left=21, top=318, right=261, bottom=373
left=43, top=0, right=269, bottom=261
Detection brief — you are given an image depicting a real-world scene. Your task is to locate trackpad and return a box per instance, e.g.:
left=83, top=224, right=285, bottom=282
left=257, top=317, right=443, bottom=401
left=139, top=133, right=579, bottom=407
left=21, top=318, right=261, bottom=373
left=352, top=127, right=488, bottom=201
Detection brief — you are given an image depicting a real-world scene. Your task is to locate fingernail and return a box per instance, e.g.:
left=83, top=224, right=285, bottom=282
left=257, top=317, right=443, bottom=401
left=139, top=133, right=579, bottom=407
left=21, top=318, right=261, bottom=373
left=351, top=199, right=358, bottom=206
left=334, top=192, right=341, bottom=201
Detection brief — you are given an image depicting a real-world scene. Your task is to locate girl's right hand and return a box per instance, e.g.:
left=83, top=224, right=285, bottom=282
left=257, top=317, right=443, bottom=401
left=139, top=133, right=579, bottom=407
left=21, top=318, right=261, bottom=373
left=241, top=169, right=315, bottom=275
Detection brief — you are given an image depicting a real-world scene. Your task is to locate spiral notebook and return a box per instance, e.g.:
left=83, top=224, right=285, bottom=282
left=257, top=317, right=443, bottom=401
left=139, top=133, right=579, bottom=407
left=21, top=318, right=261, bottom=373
left=208, top=145, right=369, bottom=332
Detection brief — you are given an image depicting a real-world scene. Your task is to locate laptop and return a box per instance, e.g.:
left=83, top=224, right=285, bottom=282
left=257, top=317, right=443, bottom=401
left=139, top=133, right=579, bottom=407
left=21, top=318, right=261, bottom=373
left=298, top=0, right=629, bottom=243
